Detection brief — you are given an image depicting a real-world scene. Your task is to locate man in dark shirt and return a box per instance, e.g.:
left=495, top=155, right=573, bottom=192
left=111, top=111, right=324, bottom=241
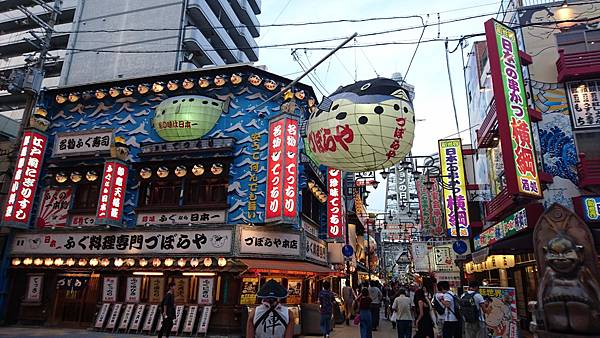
left=318, top=281, right=334, bottom=338
left=158, top=281, right=176, bottom=338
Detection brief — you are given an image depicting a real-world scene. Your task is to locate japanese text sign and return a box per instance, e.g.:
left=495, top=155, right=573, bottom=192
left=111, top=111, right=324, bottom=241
left=103, top=277, right=118, bottom=302
left=126, top=277, right=141, bottom=303
left=36, top=188, right=72, bottom=228
left=96, top=160, right=128, bottom=224
left=11, top=229, right=232, bottom=255
left=474, top=208, right=528, bottom=250
left=240, top=277, right=259, bottom=305
left=53, top=129, right=113, bottom=157
left=240, top=228, right=300, bottom=256
left=485, top=19, right=541, bottom=197
left=265, top=116, right=299, bottom=223
left=438, top=139, right=470, bottom=237
left=25, top=274, right=43, bottom=303
left=136, top=210, right=225, bottom=225
left=197, top=278, right=214, bottom=305
left=327, top=168, right=344, bottom=240
left=582, top=196, right=600, bottom=221
left=306, top=236, right=328, bottom=263
left=566, top=80, right=600, bottom=129
left=416, top=178, right=445, bottom=237
left=3, top=131, right=47, bottom=227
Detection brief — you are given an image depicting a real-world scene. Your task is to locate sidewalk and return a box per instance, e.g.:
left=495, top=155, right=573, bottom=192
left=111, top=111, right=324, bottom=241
left=0, top=321, right=398, bottom=338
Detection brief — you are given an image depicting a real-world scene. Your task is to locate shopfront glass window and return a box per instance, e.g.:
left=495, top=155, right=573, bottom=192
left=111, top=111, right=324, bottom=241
left=73, top=181, right=100, bottom=210
left=486, top=143, right=506, bottom=198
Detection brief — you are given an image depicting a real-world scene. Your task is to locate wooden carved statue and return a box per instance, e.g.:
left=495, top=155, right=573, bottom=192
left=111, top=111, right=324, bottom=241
left=533, top=203, right=600, bottom=335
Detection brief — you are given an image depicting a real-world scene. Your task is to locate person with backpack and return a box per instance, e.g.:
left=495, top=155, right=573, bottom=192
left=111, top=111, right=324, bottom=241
left=460, top=280, right=488, bottom=338
left=246, top=279, right=294, bottom=338
left=436, top=281, right=461, bottom=338
left=158, top=281, right=176, bottom=338
left=318, top=281, right=334, bottom=338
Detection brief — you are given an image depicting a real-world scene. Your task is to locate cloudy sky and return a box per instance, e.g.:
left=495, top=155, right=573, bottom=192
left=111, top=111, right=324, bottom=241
left=256, top=0, right=500, bottom=209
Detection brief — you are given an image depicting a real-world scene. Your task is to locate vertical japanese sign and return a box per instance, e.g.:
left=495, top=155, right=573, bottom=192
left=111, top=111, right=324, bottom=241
left=197, top=278, right=214, bottom=305
left=103, top=277, right=118, bottom=302
left=36, top=188, right=72, bottom=228
left=25, top=274, right=43, bottom=303
left=485, top=19, right=541, bottom=197
left=174, top=277, right=189, bottom=303
left=126, top=277, right=141, bottom=303
left=149, top=277, right=164, bottom=303
left=247, top=132, right=262, bottom=222
left=265, top=116, right=299, bottom=223
left=3, top=131, right=47, bottom=228
left=416, top=178, right=445, bottom=237
left=438, top=139, right=470, bottom=237
left=96, top=160, right=128, bottom=224
left=240, top=277, right=259, bottom=305
left=327, top=168, right=344, bottom=240
left=287, top=279, right=302, bottom=304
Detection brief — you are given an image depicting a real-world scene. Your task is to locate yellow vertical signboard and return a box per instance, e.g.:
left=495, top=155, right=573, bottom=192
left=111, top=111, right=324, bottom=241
left=438, top=138, right=470, bottom=237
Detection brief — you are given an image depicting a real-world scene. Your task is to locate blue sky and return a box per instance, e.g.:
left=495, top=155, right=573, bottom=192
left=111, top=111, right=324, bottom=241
left=257, top=0, right=500, bottom=209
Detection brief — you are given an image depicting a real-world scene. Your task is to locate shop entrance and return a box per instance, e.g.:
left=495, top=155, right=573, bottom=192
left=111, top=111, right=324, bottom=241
left=49, top=274, right=99, bottom=328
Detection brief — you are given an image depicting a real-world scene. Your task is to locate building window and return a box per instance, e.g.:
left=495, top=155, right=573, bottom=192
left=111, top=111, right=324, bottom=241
left=575, top=131, right=600, bottom=160
left=73, top=182, right=100, bottom=211
left=301, top=188, right=323, bottom=224
left=183, top=178, right=227, bottom=206
left=139, top=179, right=182, bottom=207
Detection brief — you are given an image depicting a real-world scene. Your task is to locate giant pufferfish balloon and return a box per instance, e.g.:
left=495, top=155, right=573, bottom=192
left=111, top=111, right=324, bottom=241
left=306, top=77, right=415, bottom=172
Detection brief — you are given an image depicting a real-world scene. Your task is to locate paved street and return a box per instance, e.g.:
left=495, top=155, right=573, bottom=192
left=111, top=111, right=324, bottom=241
left=0, top=319, right=398, bottom=338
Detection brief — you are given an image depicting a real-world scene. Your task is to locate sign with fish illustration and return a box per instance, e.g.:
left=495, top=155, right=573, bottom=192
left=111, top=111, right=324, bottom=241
left=306, top=77, right=415, bottom=172
left=40, top=66, right=315, bottom=227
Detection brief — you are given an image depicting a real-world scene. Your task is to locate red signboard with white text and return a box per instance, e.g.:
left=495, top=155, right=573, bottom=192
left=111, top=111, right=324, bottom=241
left=2, top=130, right=47, bottom=228
left=266, top=116, right=299, bottom=223
left=96, top=160, right=128, bottom=224
left=327, top=168, right=344, bottom=240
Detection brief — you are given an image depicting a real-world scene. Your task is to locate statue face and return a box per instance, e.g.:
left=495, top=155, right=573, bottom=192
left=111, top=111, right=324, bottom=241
left=544, top=236, right=582, bottom=274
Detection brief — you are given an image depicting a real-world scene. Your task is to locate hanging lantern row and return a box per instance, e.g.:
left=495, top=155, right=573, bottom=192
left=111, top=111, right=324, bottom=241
left=12, top=256, right=228, bottom=268
left=55, top=73, right=313, bottom=104
left=465, top=255, right=516, bottom=274
left=54, top=170, right=99, bottom=183
left=307, top=180, right=327, bottom=203
left=139, top=163, right=224, bottom=179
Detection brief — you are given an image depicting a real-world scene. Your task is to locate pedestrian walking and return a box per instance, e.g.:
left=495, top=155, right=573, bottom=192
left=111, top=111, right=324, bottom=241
left=368, top=281, right=383, bottom=330
left=318, top=281, right=335, bottom=338
left=341, top=280, right=356, bottom=326
left=157, top=281, right=176, bottom=338
left=391, top=289, right=412, bottom=338
left=414, top=288, right=435, bottom=338
left=355, top=288, right=373, bottom=338
left=459, top=280, right=488, bottom=338
left=246, top=279, right=294, bottom=338
left=436, top=281, right=461, bottom=338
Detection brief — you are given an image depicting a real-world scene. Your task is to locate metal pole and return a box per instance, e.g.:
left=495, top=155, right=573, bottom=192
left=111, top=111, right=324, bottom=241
left=449, top=164, right=466, bottom=293
left=250, top=32, right=358, bottom=112
left=367, top=218, right=371, bottom=282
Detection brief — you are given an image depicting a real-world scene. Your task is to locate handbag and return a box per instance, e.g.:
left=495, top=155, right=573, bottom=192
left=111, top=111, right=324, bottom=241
left=353, top=313, right=361, bottom=325
left=390, top=310, right=397, bottom=321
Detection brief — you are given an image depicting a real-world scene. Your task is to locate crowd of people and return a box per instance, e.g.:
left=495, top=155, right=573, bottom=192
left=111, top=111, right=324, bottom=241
left=339, top=279, right=490, bottom=338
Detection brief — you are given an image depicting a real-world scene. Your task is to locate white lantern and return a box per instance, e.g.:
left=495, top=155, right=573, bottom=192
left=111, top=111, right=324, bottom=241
left=306, top=78, right=415, bottom=172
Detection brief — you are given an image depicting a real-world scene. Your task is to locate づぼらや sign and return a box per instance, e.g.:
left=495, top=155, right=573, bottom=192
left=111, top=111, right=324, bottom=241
left=96, top=160, right=128, bottom=224
left=485, top=19, right=541, bottom=198
left=438, top=138, right=470, bottom=237
left=239, top=228, right=300, bottom=256
left=198, top=278, right=214, bottom=305
left=327, top=168, right=344, bottom=240
left=3, top=131, right=47, bottom=228
left=53, top=129, right=113, bottom=157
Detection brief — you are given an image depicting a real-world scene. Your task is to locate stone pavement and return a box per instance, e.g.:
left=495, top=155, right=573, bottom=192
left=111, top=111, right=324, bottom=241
left=0, top=319, right=398, bottom=338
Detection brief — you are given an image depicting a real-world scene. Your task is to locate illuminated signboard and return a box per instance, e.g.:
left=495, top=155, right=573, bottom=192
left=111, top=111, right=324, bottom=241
left=582, top=196, right=600, bottom=221
left=3, top=130, right=47, bottom=228
left=485, top=19, right=541, bottom=197
left=265, top=115, right=299, bottom=223
left=438, top=138, right=470, bottom=237
left=416, top=177, right=445, bottom=237
left=96, top=160, right=128, bottom=224
left=474, top=208, right=528, bottom=250
left=327, top=168, right=344, bottom=240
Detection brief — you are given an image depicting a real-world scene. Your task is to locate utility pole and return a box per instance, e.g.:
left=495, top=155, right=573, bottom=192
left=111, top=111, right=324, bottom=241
left=0, top=0, right=62, bottom=324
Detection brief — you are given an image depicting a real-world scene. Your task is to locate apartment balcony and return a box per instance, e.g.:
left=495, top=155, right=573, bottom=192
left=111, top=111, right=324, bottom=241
left=0, top=0, right=76, bottom=34
left=557, top=49, right=600, bottom=82
left=205, top=0, right=258, bottom=61
left=476, top=98, right=498, bottom=148
left=229, top=0, right=260, bottom=37
left=0, top=22, right=70, bottom=58
left=577, top=153, right=600, bottom=188
left=182, top=26, right=225, bottom=67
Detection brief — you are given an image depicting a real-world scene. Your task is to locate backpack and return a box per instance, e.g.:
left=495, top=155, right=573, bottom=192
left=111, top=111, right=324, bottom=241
left=432, top=297, right=445, bottom=315
left=458, top=292, right=480, bottom=323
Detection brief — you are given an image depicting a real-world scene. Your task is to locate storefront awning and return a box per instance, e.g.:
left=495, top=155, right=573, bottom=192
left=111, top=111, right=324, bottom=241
left=240, top=259, right=337, bottom=275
